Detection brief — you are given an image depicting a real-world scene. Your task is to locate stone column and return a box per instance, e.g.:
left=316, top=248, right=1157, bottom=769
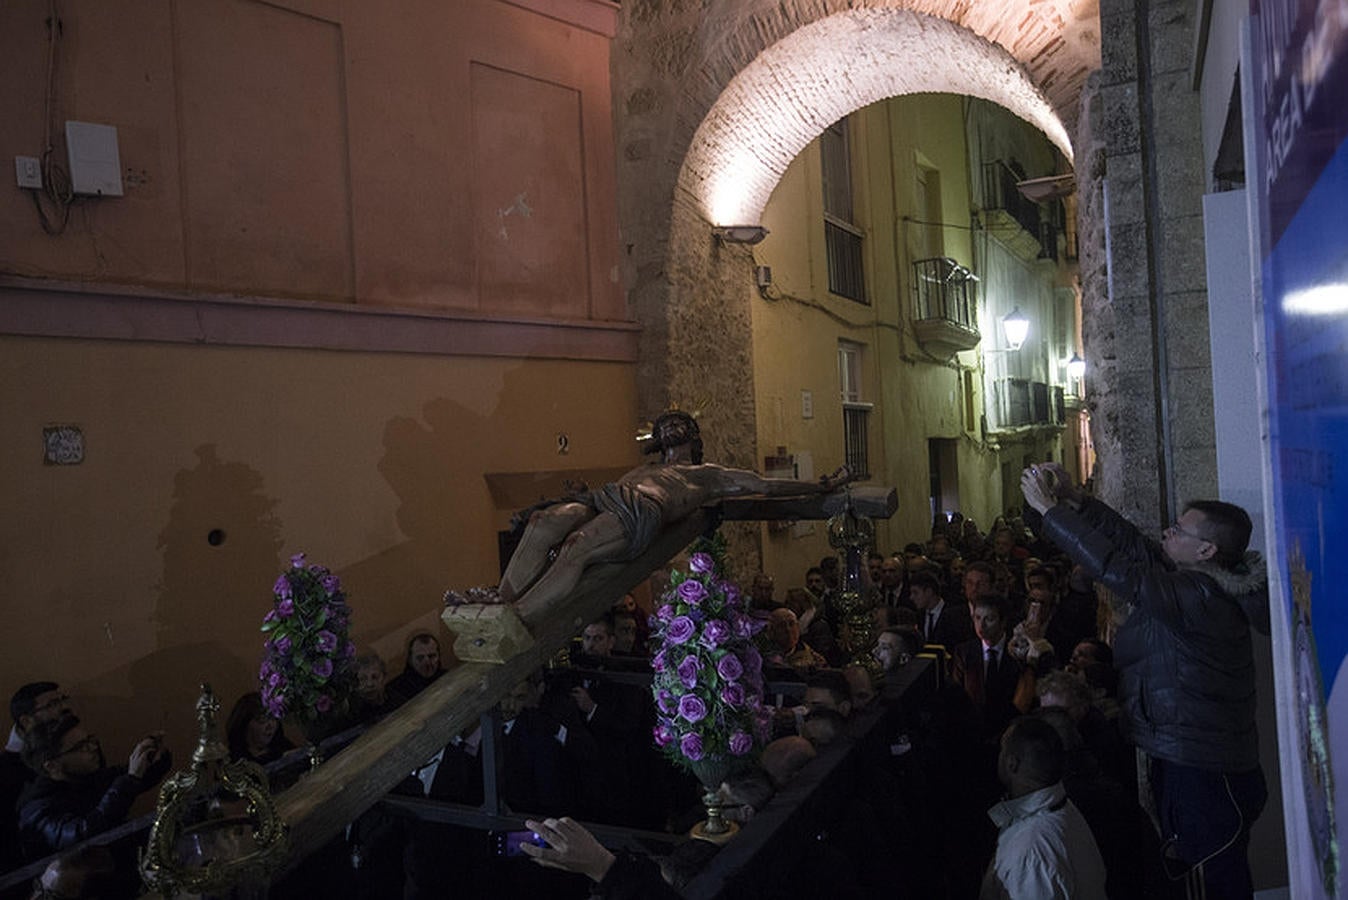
left=1088, top=0, right=1217, bottom=526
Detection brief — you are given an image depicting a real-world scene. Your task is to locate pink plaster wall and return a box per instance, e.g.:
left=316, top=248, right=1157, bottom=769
left=0, top=0, right=623, bottom=320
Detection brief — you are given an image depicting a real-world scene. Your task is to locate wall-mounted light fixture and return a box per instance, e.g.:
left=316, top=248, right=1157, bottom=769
left=1066, top=353, right=1086, bottom=380
left=712, top=225, right=769, bottom=245
left=1001, top=306, right=1030, bottom=351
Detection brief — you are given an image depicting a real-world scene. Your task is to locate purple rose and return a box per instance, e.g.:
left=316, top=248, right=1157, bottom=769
left=308, top=564, right=324, bottom=574
left=322, top=574, right=341, bottom=595
left=688, top=552, right=715, bottom=574
left=677, top=656, right=701, bottom=689
left=729, top=731, right=753, bottom=756
left=742, top=645, right=763, bottom=674
left=678, top=694, right=708, bottom=723
left=274, top=635, right=293, bottom=655
left=265, top=696, right=286, bottom=718
left=315, top=693, right=333, bottom=713
left=277, top=598, right=295, bottom=618
left=656, top=689, right=675, bottom=715
left=316, top=630, right=338, bottom=653
left=677, top=580, right=708, bottom=605
left=717, top=654, right=744, bottom=682
left=290, top=553, right=306, bottom=568
left=721, top=684, right=746, bottom=707
left=343, top=641, right=357, bottom=658
left=651, top=649, right=667, bottom=673
left=312, top=658, right=333, bottom=679
left=733, top=613, right=757, bottom=640
left=656, top=604, right=675, bottom=622
left=268, top=671, right=285, bottom=689
left=273, top=575, right=293, bottom=598
left=680, top=732, right=704, bottom=761
left=666, top=616, right=695, bottom=644
left=653, top=723, right=675, bottom=748
left=720, top=581, right=742, bottom=605
left=259, top=660, right=272, bottom=679
left=263, top=610, right=278, bottom=625
left=701, top=619, right=731, bottom=648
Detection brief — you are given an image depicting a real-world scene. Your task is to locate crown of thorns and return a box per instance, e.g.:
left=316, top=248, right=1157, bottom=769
left=638, top=409, right=701, bottom=455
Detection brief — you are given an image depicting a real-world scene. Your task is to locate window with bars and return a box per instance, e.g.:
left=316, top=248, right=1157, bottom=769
left=838, top=342, right=871, bottom=478
left=843, top=404, right=871, bottom=480
left=821, top=117, right=866, bottom=304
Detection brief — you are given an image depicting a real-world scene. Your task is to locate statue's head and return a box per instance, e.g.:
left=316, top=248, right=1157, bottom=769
left=642, top=410, right=703, bottom=464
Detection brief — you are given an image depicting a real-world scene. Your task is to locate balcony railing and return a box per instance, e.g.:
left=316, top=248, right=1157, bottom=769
left=912, top=257, right=977, bottom=327
left=982, top=160, right=1062, bottom=261
left=911, top=257, right=980, bottom=358
left=982, top=160, right=1041, bottom=236
left=989, top=378, right=1066, bottom=430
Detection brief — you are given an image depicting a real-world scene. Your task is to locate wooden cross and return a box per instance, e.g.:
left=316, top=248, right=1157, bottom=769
left=274, top=486, right=896, bottom=865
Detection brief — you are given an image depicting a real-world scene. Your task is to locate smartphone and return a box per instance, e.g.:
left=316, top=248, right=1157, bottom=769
left=492, top=830, right=547, bottom=858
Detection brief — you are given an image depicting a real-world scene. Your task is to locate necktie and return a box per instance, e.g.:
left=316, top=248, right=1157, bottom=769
left=986, top=646, right=999, bottom=679
left=926, top=611, right=937, bottom=641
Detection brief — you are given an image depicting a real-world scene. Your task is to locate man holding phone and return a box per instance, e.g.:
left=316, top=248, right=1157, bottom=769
left=17, top=714, right=172, bottom=857
left=520, top=815, right=682, bottom=899
left=1020, top=462, right=1268, bottom=899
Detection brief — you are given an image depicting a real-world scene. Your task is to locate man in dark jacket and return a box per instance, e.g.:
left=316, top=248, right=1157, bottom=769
left=3, top=682, right=74, bottom=869
left=17, top=714, right=171, bottom=859
left=385, top=632, right=445, bottom=708
left=1021, top=463, right=1268, bottom=899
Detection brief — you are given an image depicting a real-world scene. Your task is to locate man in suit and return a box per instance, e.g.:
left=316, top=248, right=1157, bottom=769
left=911, top=571, right=974, bottom=649
left=878, top=555, right=909, bottom=610
left=962, top=561, right=997, bottom=610
left=949, top=594, right=1035, bottom=741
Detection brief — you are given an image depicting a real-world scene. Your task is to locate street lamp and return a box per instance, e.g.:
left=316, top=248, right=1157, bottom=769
left=1066, top=353, right=1086, bottom=380
left=1001, top=307, right=1030, bottom=351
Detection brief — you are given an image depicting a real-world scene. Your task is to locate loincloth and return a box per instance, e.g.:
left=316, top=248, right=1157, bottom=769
left=589, top=482, right=662, bottom=561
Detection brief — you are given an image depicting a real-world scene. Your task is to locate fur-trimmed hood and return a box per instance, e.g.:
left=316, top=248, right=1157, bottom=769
left=1185, top=551, right=1270, bottom=634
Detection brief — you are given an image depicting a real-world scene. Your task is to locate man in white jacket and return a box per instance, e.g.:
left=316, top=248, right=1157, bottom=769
left=981, top=716, right=1107, bottom=900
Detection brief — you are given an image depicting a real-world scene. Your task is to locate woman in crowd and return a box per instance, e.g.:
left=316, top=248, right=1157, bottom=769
left=225, top=692, right=293, bottom=765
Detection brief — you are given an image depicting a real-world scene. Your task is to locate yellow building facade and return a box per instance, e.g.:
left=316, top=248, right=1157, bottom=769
left=750, top=93, right=1082, bottom=581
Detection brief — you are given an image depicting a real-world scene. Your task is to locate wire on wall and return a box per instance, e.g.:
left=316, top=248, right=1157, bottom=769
left=31, top=0, right=74, bottom=236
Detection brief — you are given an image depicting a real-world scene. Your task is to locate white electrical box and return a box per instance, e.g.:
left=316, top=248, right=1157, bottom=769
left=65, top=121, right=123, bottom=197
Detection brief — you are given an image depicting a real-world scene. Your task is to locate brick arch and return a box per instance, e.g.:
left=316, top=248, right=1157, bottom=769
left=680, top=8, right=1074, bottom=226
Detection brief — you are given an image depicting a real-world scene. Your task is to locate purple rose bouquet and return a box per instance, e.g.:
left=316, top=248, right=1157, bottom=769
left=649, top=539, right=770, bottom=773
left=259, top=553, right=357, bottom=726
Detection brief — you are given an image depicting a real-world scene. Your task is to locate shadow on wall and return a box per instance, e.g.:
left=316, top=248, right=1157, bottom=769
left=143, top=444, right=284, bottom=752
left=340, top=396, right=496, bottom=664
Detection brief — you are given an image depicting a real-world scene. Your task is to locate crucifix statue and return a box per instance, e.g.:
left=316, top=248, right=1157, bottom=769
left=272, top=412, right=896, bottom=867
left=500, top=411, right=861, bottom=621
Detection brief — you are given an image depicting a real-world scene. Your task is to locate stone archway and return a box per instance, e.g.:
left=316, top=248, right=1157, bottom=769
left=679, top=9, right=1074, bottom=229
left=616, top=2, right=1097, bottom=460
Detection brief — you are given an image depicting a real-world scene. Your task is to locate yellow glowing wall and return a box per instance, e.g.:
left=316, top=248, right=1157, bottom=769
left=1, top=335, right=637, bottom=768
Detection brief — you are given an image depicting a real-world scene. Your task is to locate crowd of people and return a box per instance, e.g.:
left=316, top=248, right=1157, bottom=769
left=1, top=461, right=1270, bottom=899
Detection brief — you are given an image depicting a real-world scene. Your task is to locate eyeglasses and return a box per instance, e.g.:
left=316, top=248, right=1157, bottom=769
left=32, top=694, right=70, bottom=715
left=1166, top=522, right=1210, bottom=544
left=53, top=735, right=99, bottom=759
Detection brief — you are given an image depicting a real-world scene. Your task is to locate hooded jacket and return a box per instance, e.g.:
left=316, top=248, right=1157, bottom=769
left=1039, top=497, right=1268, bottom=772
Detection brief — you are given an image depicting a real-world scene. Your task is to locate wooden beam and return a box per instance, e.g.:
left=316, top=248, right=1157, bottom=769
left=717, top=485, right=897, bottom=522
left=273, top=509, right=714, bottom=865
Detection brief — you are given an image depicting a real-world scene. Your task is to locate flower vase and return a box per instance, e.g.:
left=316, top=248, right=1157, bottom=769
left=687, top=756, right=739, bottom=844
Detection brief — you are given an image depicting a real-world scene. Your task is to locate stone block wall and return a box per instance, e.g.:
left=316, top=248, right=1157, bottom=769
left=1084, top=0, right=1217, bottom=526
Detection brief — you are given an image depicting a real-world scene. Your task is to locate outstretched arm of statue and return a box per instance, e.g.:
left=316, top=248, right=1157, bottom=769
left=705, top=463, right=854, bottom=498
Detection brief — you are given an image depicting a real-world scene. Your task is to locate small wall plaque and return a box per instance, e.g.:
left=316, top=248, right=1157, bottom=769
left=43, top=426, right=84, bottom=465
